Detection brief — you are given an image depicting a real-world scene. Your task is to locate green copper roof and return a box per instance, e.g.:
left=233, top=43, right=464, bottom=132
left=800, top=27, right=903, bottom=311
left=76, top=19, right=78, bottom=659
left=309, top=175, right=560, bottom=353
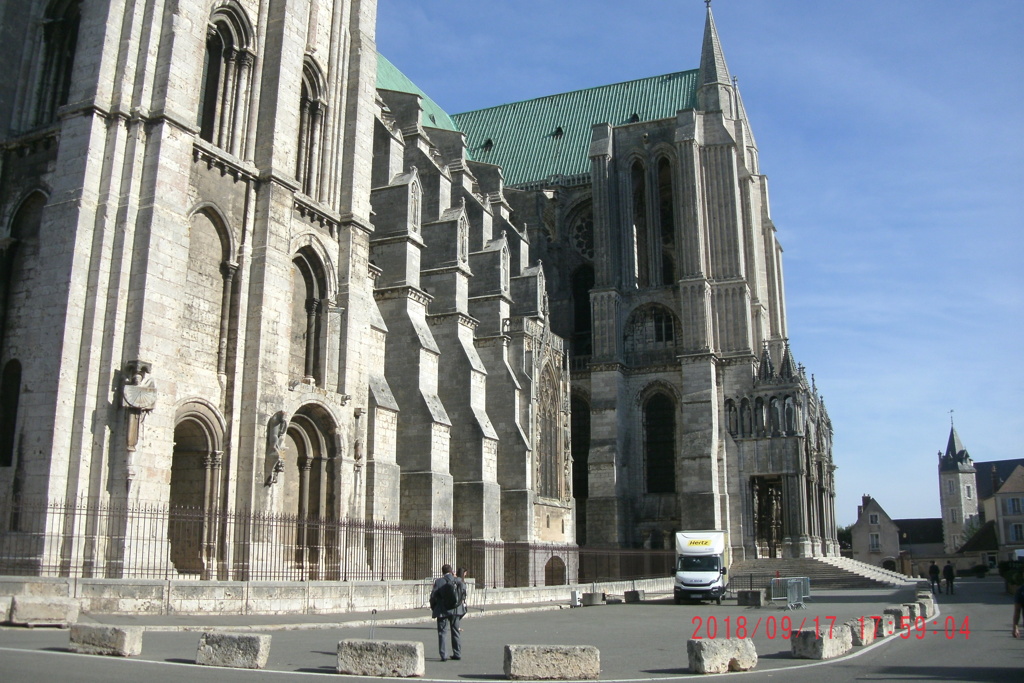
left=376, top=52, right=460, bottom=132
left=452, top=70, right=699, bottom=186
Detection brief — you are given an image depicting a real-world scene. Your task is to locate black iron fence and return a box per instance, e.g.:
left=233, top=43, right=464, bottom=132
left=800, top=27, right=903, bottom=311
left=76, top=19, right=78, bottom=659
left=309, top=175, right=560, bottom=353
left=578, top=547, right=675, bottom=583
left=0, top=497, right=676, bottom=587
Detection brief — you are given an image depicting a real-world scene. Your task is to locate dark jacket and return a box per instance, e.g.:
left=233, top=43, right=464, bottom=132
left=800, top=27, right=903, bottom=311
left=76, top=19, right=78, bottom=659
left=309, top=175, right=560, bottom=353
left=430, top=573, right=462, bottom=619
left=942, top=563, right=955, bottom=580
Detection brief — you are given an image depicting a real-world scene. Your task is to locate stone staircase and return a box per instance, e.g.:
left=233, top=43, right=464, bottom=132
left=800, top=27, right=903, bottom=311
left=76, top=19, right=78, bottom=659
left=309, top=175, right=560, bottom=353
left=728, top=556, right=919, bottom=591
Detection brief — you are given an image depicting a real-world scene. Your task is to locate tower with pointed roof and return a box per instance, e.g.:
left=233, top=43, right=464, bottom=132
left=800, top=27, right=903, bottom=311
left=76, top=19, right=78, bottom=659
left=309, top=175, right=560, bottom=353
left=938, top=423, right=979, bottom=553
left=453, top=4, right=837, bottom=558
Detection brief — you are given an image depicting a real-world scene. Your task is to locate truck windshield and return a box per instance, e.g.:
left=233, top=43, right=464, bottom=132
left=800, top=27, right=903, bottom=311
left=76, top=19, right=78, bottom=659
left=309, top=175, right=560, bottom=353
left=678, top=556, right=720, bottom=572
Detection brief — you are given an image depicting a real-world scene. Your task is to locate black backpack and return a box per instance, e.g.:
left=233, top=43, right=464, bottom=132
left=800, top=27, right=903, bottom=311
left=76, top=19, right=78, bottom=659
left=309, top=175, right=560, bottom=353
left=434, top=576, right=458, bottom=611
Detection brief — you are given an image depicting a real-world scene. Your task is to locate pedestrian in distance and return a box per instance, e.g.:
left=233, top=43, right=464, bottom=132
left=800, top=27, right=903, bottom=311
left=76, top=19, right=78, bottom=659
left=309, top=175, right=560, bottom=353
left=928, top=561, right=941, bottom=595
left=943, top=560, right=956, bottom=595
left=1013, top=582, right=1024, bottom=638
left=430, top=563, right=462, bottom=661
left=454, top=567, right=469, bottom=632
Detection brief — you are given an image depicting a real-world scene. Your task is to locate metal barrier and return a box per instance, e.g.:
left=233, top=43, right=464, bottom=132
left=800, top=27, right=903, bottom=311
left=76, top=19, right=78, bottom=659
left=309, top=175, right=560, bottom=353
left=769, top=576, right=810, bottom=608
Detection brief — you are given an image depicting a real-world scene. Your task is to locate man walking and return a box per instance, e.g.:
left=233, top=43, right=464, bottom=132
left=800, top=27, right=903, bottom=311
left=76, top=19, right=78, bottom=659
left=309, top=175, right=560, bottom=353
left=928, top=561, right=941, bottom=594
left=430, top=564, right=462, bottom=661
left=943, top=560, right=956, bottom=595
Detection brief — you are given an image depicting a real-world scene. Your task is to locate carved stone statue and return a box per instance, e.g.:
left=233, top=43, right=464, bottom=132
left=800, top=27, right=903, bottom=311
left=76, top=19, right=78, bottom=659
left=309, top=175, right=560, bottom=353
left=123, top=361, right=156, bottom=452
left=265, top=410, right=289, bottom=485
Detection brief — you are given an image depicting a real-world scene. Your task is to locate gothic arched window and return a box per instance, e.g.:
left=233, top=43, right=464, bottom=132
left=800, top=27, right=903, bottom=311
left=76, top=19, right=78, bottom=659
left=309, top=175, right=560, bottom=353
left=630, top=160, right=649, bottom=287
left=290, top=248, right=329, bottom=384
left=571, top=265, right=594, bottom=357
left=32, top=0, right=80, bottom=127
left=537, top=369, right=560, bottom=498
left=198, top=6, right=254, bottom=156
left=623, top=303, right=679, bottom=365
left=645, top=392, right=675, bottom=493
left=657, top=157, right=676, bottom=284
left=297, top=58, right=327, bottom=199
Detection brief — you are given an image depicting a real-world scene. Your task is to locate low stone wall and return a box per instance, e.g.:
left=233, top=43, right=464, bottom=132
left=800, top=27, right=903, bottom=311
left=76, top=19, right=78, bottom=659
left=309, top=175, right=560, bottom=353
left=0, top=575, right=671, bottom=616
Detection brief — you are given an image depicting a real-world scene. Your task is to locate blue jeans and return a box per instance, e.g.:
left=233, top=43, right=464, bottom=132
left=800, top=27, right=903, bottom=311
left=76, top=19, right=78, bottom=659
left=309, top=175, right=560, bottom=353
left=437, top=614, right=462, bottom=660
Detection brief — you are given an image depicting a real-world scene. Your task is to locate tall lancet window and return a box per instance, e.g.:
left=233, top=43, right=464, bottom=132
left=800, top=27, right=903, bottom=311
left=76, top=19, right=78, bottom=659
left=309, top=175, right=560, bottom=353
left=296, top=59, right=327, bottom=199
left=290, top=248, right=329, bottom=384
left=630, top=160, right=649, bottom=287
left=537, top=369, right=560, bottom=498
left=657, top=158, right=676, bottom=284
left=198, top=6, right=254, bottom=156
left=645, top=393, right=676, bottom=493
left=32, top=0, right=80, bottom=127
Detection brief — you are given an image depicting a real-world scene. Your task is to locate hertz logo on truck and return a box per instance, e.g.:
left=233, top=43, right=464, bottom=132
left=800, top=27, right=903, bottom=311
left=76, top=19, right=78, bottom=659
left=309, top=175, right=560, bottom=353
left=687, top=540, right=712, bottom=546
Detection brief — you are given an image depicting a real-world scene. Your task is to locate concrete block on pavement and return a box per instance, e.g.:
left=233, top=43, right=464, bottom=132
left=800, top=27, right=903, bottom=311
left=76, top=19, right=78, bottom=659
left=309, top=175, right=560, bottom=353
left=847, top=618, right=876, bottom=646
left=737, top=589, right=765, bottom=607
left=624, top=590, right=645, bottom=603
left=195, top=632, right=271, bottom=669
left=9, top=596, right=79, bottom=627
left=69, top=625, right=143, bottom=656
left=336, top=638, right=424, bottom=677
left=581, top=593, right=604, bottom=606
left=504, top=644, right=600, bottom=680
left=874, top=614, right=896, bottom=637
left=687, top=638, right=758, bottom=673
left=790, top=624, right=852, bottom=659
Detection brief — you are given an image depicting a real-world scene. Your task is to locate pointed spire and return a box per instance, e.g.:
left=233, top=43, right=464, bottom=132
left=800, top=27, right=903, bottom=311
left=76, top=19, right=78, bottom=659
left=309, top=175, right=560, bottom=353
left=778, top=341, right=796, bottom=380
left=757, top=341, right=774, bottom=380
left=699, top=2, right=732, bottom=88
left=945, top=424, right=968, bottom=460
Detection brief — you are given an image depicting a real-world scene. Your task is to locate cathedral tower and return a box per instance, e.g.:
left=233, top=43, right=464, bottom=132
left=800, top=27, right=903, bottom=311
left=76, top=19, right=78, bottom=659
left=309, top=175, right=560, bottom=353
left=938, top=423, right=979, bottom=553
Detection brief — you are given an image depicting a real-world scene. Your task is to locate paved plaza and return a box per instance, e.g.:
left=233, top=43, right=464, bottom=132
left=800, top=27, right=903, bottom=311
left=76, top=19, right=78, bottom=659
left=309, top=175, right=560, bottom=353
left=1, top=577, right=1022, bottom=682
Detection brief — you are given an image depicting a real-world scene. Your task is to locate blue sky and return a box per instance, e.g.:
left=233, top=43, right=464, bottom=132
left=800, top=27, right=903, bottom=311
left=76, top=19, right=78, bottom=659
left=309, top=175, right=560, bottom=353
left=375, top=1, right=1024, bottom=526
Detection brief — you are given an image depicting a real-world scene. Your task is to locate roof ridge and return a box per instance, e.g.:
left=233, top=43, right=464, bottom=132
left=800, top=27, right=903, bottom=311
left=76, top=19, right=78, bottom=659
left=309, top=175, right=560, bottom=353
left=452, top=68, right=700, bottom=118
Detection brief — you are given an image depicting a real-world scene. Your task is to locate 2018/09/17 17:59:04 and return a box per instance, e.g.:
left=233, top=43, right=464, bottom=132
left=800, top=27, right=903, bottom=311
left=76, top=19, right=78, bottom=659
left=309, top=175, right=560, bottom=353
left=689, top=615, right=970, bottom=640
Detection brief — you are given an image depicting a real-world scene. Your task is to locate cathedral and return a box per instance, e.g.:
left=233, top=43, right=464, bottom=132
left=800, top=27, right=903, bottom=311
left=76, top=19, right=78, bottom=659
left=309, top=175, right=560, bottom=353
left=0, top=0, right=836, bottom=587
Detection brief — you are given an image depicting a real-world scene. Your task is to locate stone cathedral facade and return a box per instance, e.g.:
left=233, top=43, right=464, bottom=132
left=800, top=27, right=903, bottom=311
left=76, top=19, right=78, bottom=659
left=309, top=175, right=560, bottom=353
left=0, top=0, right=835, bottom=586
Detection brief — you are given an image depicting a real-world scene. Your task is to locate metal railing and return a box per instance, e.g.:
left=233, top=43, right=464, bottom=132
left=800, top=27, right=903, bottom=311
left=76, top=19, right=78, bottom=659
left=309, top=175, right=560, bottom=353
left=0, top=497, right=680, bottom=587
left=578, top=547, right=675, bottom=583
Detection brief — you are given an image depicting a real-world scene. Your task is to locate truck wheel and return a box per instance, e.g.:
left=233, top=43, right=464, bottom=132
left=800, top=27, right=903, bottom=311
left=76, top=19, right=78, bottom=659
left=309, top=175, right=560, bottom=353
left=674, top=595, right=683, bottom=605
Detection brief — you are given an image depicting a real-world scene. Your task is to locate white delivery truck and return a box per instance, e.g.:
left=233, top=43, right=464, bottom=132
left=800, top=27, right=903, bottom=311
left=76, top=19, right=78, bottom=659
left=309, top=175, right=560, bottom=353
left=673, top=530, right=728, bottom=605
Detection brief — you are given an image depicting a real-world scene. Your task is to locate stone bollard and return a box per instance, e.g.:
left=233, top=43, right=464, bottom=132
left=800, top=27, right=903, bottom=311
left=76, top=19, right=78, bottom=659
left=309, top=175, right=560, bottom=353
left=580, top=593, right=605, bottom=606
left=624, top=590, right=645, bottom=603
left=0, top=596, right=11, bottom=623
left=884, top=605, right=911, bottom=632
left=195, top=632, right=271, bottom=669
left=790, top=624, right=853, bottom=659
left=687, top=638, right=758, bottom=674
left=69, top=625, right=143, bottom=657
left=337, top=638, right=424, bottom=678
left=503, top=644, right=600, bottom=680
left=847, top=618, right=877, bottom=646
left=902, top=603, right=921, bottom=620
left=737, top=589, right=766, bottom=607
left=917, top=598, right=936, bottom=619
left=873, top=614, right=896, bottom=638
left=9, top=596, right=79, bottom=627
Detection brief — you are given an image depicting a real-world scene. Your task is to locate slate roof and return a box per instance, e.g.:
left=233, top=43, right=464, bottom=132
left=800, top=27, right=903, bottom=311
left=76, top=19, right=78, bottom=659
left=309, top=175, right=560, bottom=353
left=451, top=70, right=699, bottom=187
left=957, top=519, right=999, bottom=553
left=376, top=52, right=460, bottom=133
left=974, top=459, right=1024, bottom=499
left=893, top=518, right=944, bottom=545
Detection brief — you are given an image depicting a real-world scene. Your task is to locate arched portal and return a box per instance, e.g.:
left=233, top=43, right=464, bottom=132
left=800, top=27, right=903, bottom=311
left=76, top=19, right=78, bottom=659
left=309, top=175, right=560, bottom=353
left=544, top=556, right=567, bottom=586
left=169, top=403, right=224, bottom=577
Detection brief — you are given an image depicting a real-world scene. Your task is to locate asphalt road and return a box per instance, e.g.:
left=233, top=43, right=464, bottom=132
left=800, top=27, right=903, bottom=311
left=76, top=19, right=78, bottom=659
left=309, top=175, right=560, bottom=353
left=0, top=578, right=1021, bottom=682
